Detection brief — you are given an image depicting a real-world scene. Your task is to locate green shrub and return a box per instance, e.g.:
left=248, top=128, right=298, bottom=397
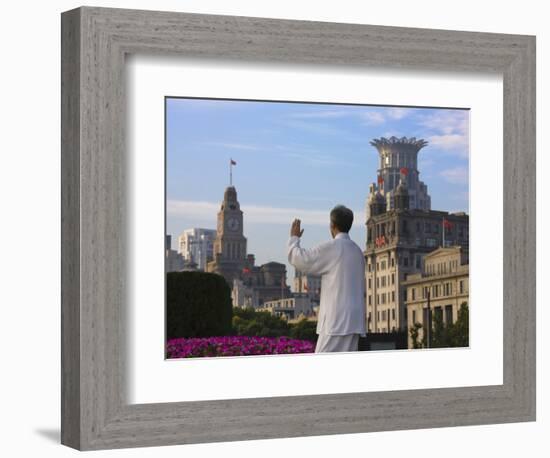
left=166, top=271, right=232, bottom=340
left=289, top=318, right=318, bottom=343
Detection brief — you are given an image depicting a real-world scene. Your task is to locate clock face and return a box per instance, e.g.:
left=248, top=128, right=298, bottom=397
left=227, top=217, right=240, bottom=232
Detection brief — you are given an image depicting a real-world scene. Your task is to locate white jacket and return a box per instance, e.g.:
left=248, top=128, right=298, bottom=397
left=287, top=232, right=367, bottom=336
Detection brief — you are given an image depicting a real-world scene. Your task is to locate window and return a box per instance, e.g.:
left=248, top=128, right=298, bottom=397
left=392, top=309, right=395, bottom=320
left=434, top=306, right=443, bottom=322
left=376, top=277, right=380, bottom=288
left=416, top=222, right=421, bottom=232
left=412, top=310, right=417, bottom=324
left=391, top=273, right=395, bottom=285
left=377, top=311, right=380, bottom=321
left=403, top=257, right=409, bottom=267
left=426, top=238, right=437, bottom=247
left=368, top=278, right=372, bottom=289
left=392, top=291, right=395, bottom=302
left=416, top=255, right=422, bottom=269
left=368, top=295, right=372, bottom=305
left=376, top=294, right=379, bottom=305
left=412, top=288, right=416, bottom=300
left=445, top=305, right=453, bottom=324
left=381, top=276, right=386, bottom=287
left=459, top=280, right=464, bottom=294
left=425, top=222, right=431, bottom=233
left=368, top=263, right=371, bottom=272
left=391, top=257, right=395, bottom=267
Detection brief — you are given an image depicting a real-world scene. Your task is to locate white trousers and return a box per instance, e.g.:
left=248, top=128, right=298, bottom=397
left=315, top=333, right=360, bottom=353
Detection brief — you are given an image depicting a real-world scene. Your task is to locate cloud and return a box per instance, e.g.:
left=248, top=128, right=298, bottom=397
left=427, top=134, right=469, bottom=153
left=281, top=151, right=356, bottom=167
left=386, top=107, right=412, bottom=120
left=201, top=141, right=263, bottom=151
left=167, top=200, right=363, bottom=226
left=360, top=111, right=386, bottom=125
left=440, top=166, right=469, bottom=185
left=418, top=110, right=469, bottom=135
left=417, top=110, right=469, bottom=158
left=287, top=110, right=353, bottom=119
left=279, top=119, right=347, bottom=136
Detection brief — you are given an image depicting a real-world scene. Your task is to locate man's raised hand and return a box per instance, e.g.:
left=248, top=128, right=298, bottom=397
left=290, top=218, right=304, bottom=238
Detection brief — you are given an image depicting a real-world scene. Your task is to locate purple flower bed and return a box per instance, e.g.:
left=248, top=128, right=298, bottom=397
left=166, top=336, right=315, bottom=358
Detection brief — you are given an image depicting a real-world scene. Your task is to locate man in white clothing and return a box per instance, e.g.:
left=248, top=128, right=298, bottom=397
left=287, top=205, right=367, bottom=353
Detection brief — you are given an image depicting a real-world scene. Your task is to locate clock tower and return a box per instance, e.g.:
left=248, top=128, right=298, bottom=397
left=207, top=186, right=248, bottom=285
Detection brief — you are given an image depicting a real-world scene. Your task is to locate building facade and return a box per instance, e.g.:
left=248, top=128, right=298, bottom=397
left=365, top=169, right=469, bottom=335
left=177, top=228, right=216, bottom=271
left=293, top=270, right=321, bottom=304
left=366, top=136, right=431, bottom=219
left=259, top=293, right=315, bottom=321
left=403, top=246, right=469, bottom=348
left=165, top=235, right=185, bottom=272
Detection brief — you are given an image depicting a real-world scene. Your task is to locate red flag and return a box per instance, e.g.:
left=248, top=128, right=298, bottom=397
left=443, top=218, right=453, bottom=229
left=242, top=267, right=250, bottom=274
left=230, top=159, right=237, bottom=165
left=400, top=167, right=409, bottom=176
left=377, top=175, right=384, bottom=185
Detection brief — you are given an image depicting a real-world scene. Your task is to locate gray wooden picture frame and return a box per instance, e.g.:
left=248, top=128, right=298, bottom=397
left=61, top=6, right=536, bottom=451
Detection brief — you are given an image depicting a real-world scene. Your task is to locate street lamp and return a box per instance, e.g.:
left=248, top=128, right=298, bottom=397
left=424, top=289, right=432, bottom=348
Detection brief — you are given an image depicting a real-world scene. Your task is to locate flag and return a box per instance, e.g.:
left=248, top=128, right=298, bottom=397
left=242, top=267, right=250, bottom=274
left=400, top=167, right=409, bottom=176
left=230, top=159, right=237, bottom=166
left=377, top=175, right=384, bottom=185
left=443, top=218, right=453, bottom=230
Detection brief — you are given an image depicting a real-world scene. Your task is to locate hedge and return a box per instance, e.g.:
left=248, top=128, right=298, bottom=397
left=166, top=271, right=232, bottom=340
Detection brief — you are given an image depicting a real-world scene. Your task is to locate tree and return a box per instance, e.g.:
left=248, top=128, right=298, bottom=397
left=409, top=322, right=423, bottom=349
left=409, top=303, right=469, bottom=349
left=232, top=307, right=290, bottom=337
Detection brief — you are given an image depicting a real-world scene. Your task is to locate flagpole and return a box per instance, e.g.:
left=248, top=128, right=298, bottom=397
left=442, top=217, right=445, bottom=247
left=229, top=159, right=232, bottom=186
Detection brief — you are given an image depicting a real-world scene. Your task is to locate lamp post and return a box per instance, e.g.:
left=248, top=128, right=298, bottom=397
left=424, top=289, right=432, bottom=348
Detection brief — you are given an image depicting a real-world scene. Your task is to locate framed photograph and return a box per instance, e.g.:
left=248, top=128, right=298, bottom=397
left=61, top=6, right=536, bottom=450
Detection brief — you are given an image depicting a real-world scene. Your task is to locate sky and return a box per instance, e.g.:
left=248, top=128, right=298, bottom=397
left=166, top=98, right=469, bottom=283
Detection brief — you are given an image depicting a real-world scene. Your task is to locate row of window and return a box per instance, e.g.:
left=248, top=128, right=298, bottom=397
left=411, top=304, right=454, bottom=326
left=368, top=290, right=396, bottom=305
left=425, top=259, right=460, bottom=276
left=368, top=273, right=396, bottom=289
left=367, top=308, right=397, bottom=323
left=407, top=280, right=466, bottom=301
left=369, top=220, right=468, bottom=241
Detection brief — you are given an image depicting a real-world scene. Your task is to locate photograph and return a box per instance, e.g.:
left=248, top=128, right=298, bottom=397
left=164, top=98, right=470, bottom=358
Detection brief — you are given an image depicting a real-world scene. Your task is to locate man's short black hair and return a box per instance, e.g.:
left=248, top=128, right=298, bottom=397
left=330, top=205, right=354, bottom=233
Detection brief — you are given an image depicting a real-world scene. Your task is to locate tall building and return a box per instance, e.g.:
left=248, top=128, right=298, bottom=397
left=403, top=246, right=469, bottom=348
left=206, top=186, right=248, bottom=285
left=365, top=168, right=469, bottom=335
left=165, top=235, right=185, bottom=272
left=366, top=136, right=431, bottom=219
left=177, top=228, right=216, bottom=271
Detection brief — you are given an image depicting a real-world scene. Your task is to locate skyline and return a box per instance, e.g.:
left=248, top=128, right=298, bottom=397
left=166, top=98, right=470, bottom=279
